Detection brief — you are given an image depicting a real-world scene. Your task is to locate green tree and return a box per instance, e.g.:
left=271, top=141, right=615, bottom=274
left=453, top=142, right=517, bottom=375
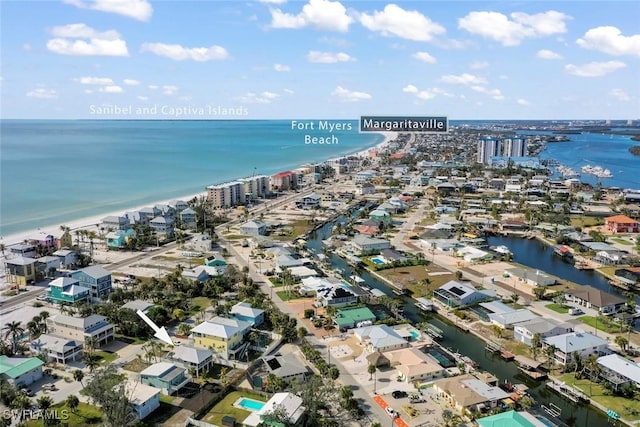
left=615, top=335, right=629, bottom=353
left=367, top=364, right=377, bottom=380
left=530, top=333, right=542, bottom=361
left=84, top=366, right=135, bottom=427
left=532, top=286, right=547, bottom=301
left=66, top=395, right=80, bottom=413
left=544, top=344, right=558, bottom=372
left=36, top=395, right=54, bottom=412
left=73, top=369, right=85, bottom=387
left=2, top=321, right=25, bottom=354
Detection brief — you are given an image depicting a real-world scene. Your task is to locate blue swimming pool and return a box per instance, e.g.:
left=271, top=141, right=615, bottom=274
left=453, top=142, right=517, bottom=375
left=410, top=330, right=420, bottom=339
left=371, top=257, right=385, bottom=265
left=238, top=398, right=265, bottom=411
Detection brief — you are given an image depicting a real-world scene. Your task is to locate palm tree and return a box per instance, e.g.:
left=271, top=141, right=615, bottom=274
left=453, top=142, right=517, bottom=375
left=39, top=311, right=50, bottom=334
left=36, top=395, right=54, bottom=412
left=73, top=369, right=84, bottom=387
left=530, top=333, right=542, bottom=361
left=367, top=364, right=377, bottom=380
left=82, top=353, right=100, bottom=373
left=544, top=344, right=558, bottom=372
left=10, top=394, right=32, bottom=423
left=2, top=321, right=24, bottom=354
left=66, top=394, right=80, bottom=413
left=585, top=354, right=600, bottom=396
left=615, top=335, right=629, bottom=353
left=26, top=321, right=41, bottom=339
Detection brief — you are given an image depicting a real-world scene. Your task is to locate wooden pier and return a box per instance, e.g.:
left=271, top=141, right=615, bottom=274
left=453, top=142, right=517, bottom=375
left=546, top=380, right=590, bottom=404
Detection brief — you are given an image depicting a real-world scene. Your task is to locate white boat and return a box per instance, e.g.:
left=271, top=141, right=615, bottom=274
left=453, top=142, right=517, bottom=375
left=349, top=275, right=365, bottom=283
left=494, top=245, right=512, bottom=255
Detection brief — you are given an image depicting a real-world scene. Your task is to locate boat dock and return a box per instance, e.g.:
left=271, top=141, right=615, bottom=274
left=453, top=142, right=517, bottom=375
left=514, top=355, right=547, bottom=380
left=546, top=379, right=590, bottom=404
left=485, top=342, right=500, bottom=353
left=423, top=323, right=444, bottom=340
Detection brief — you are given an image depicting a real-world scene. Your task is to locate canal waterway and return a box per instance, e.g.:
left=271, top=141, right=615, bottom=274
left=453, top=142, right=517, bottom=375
left=305, top=216, right=609, bottom=427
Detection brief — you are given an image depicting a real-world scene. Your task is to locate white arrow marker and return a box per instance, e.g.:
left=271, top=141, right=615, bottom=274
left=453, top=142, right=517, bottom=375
left=137, top=309, right=174, bottom=346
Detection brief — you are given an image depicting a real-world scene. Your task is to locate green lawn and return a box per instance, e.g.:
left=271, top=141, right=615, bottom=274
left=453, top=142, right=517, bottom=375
left=202, top=390, right=268, bottom=426
left=545, top=303, right=569, bottom=314
left=26, top=402, right=102, bottom=426
left=95, top=350, right=117, bottom=364
left=276, top=290, right=303, bottom=301
left=579, top=316, right=626, bottom=334
left=122, top=358, right=150, bottom=373
left=191, top=296, right=212, bottom=310
left=270, top=219, right=314, bottom=241
left=610, top=238, right=632, bottom=246
left=597, top=266, right=619, bottom=278
left=559, top=373, right=640, bottom=422
left=159, top=394, right=176, bottom=404
left=114, top=334, right=146, bottom=345
left=569, top=216, right=602, bottom=228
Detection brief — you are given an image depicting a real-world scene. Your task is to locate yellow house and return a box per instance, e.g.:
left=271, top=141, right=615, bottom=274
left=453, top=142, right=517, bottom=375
left=191, top=317, right=252, bottom=360
left=6, top=256, right=37, bottom=288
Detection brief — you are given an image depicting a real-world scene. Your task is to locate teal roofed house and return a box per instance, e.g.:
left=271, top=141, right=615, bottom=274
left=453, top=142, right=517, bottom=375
left=140, top=362, right=190, bottom=395
left=0, top=356, right=44, bottom=387
left=47, top=277, right=90, bottom=304
left=106, top=229, right=135, bottom=249
left=477, top=410, right=548, bottom=427
left=334, top=307, right=377, bottom=330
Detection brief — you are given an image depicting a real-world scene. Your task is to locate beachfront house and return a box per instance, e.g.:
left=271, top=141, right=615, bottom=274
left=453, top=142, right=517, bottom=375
left=190, top=317, right=252, bottom=360
left=9, top=243, right=37, bottom=258
left=543, top=332, right=609, bottom=366
left=140, top=362, right=190, bottom=395
left=565, top=286, right=626, bottom=315
left=46, top=277, right=90, bottom=304
left=0, top=356, right=44, bottom=387
left=513, top=318, right=574, bottom=346
left=124, top=381, right=161, bottom=420
left=46, top=314, right=115, bottom=348
left=149, top=216, right=175, bottom=239
left=52, top=249, right=77, bottom=268
left=106, top=229, right=135, bottom=249
left=5, top=256, right=37, bottom=287
left=71, top=265, right=112, bottom=302
left=178, top=207, right=197, bottom=229
left=604, top=215, right=639, bottom=233
left=26, top=232, right=58, bottom=249
left=30, top=334, right=83, bottom=365
left=101, top=215, right=130, bottom=231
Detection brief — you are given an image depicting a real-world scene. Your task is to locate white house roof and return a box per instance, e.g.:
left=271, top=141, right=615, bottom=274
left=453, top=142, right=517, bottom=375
left=258, top=392, right=305, bottom=424
left=461, top=378, right=510, bottom=401
left=62, top=284, right=90, bottom=297
left=171, top=346, right=212, bottom=365
left=31, top=334, right=80, bottom=354
left=49, top=314, right=109, bottom=331
left=241, top=220, right=266, bottom=229
left=230, top=302, right=264, bottom=319
left=124, top=381, right=161, bottom=406
left=6, top=256, right=36, bottom=265
left=488, top=309, right=539, bottom=326
left=514, top=318, right=570, bottom=334
left=122, top=300, right=155, bottom=313
left=354, top=324, right=407, bottom=350
left=191, top=317, right=252, bottom=339
left=49, top=277, right=79, bottom=288
left=140, top=362, right=178, bottom=377
left=544, top=332, right=608, bottom=354
left=598, top=354, right=640, bottom=385
left=480, top=301, right=514, bottom=315
left=438, top=280, right=478, bottom=299
left=77, top=265, right=110, bottom=279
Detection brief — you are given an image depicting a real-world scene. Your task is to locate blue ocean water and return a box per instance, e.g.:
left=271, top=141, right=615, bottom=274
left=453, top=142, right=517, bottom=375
left=518, top=130, right=640, bottom=189
left=0, top=120, right=384, bottom=236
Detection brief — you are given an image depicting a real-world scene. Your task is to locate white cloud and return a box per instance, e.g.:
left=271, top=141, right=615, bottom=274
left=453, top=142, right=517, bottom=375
left=99, top=85, right=123, bottom=93
left=565, top=61, right=626, bottom=77
left=412, top=52, right=437, bottom=64
left=537, top=49, right=563, bottom=59
left=26, top=88, right=57, bottom=99
left=402, top=84, right=418, bottom=93
left=238, top=91, right=283, bottom=104
left=141, top=43, right=229, bottom=61
left=123, top=79, right=140, bottom=86
left=440, top=73, right=486, bottom=85
left=517, top=98, right=530, bottom=106
left=307, top=50, right=353, bottom=63
left=470, top=61, right=489, bottom=69
left=75, top=76, right=114, bottom=85
left=576, top=26, right=640, bottom=57
left=458, top=10, right=570, bottom=46
left=148, top=85, right=158, bottom=90
left=609, top=88, right=631, bottom=101
left=259, top=0, right=287, bottom=3
left=471, top=85, right=504, bottom=100
left=47, top=24, right=128, bottom=57
left=137, top=96, right=149, bottom=101
left=358, top=4, right=445, bottom=42
left=270, top=0, right=353, bottom=32
left=283, top=88, right=294, bottom=94
left=63, top=0, right=153, bottom=22
left=162, top=85, right=179, bottom=95
left=331, top=86, right=371, bottom=102
left=261, top=91, right=280, bottom=100
left=274, top=63, right=291, bottom=72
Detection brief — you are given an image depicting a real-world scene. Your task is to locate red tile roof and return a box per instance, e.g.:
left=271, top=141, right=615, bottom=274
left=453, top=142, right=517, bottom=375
left=605, top=215, right=638, bottom=224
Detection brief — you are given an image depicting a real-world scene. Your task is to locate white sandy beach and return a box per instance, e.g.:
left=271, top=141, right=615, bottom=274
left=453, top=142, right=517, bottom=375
left=1, top=131, right=398, bottom=248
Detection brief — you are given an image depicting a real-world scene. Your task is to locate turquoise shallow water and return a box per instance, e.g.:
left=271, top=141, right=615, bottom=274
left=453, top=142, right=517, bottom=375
left=0, top=120, right=384, bottom=236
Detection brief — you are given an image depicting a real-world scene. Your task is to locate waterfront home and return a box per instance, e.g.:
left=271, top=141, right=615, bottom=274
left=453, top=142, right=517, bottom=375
left=355, top=170, right=377, bottom=183
left=543, top=332, right=609, bottom=366
left=138, top=206, right=162, bottom=224
left=488, top=309, right=539, bottom=329
left=9, top=243, right=37, bottom=258
left=455, top=246, right=493, bottom=263
left=168, top=199, right=189, bottom=212
left=316, top=283, right=360, bottom=307
left=513, top=318, right=574, bottom=346
left=240, top=220, right=267, bottom=236
left=433, top=280, right=495, bottom=308
left=350, top=235, right=391, bottom=254
left=243, top=392, right=306, bottom=427
left=178, top=207, right=197, bottom=229
left=52, top=249, right=77, bottom=268
left=477, top=410, right=549, bottom=427
left=500, top=219, right=527, bottom=231
left=333, top=307, right=377, bottom=330
left=565, top=286, right=626, bottom=315
left=5, top=256, right=37, bottom=287
left=271, top=170, right=298, bottom=191
left=101, top=215, right=130, bottom=231
left=614, top=267, right=640, bottom=287
left=36, top=256, right=61, bottom=275
left=140, top=362, right=190, bottom=395
left=420, top=238, right=461, bottom=252
left=353, top=324, right=410, bottom=353
left=71, top=265, right=112, bottom=302
left=30, top=334, right=83, bottom=365
left=295, top=193, right=321, bottom=209
left=121, top=299, right=155, bottom=313
left=106, top=229, right=135, bottom=249
left=0, top=356, right=44, bottom=387
left=386, top=347, right=447, bottom=383
left=124, top=381, right=160, bottom=420
left=287, top=266, right=317, bottom=279
left=433, top=374, right=510, bottom=414
left=504, top=267, right=556, bottom=286
left=26, top=232, right=58, bottom=249
left=605, top=214, right=639, bottom=233
left=191, top=317, right=252, bottom=360
left=46, top=314, right=115, bottom=347
left=597, top=354, right=640, bottom=390
left=166, top=346, right=213, bottom=377
left=149, top=216, right=175, bottom=239
left=230, top=302, right=265, bottom=327
left=46, top=277, right=90, bottom=304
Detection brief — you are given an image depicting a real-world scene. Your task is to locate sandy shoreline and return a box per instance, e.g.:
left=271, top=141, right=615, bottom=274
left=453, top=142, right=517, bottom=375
left=1, top=131, right=397, bottom=247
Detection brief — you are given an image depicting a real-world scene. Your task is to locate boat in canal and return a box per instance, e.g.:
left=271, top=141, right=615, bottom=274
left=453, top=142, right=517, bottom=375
left=546, top=379, right=590, bottom=404
left=553, top=244, right=574, bottom=261
left=414, top=297, right=436, bottom=312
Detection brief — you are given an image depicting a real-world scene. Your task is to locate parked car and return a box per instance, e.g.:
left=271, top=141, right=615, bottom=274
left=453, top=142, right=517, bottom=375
left=392, top=390, right=408, bottom=399
left=409, top=394, right=425, bottom=403
left=385, top=407, right=397, bottom=417
left=569, top=307, right=584, bottom=316
left=42, top=384, right=57, bottom=391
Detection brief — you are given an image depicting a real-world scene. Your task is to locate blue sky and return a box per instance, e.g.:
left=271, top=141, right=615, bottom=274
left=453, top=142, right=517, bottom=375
left=1, top=0, right=639, bottom=119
